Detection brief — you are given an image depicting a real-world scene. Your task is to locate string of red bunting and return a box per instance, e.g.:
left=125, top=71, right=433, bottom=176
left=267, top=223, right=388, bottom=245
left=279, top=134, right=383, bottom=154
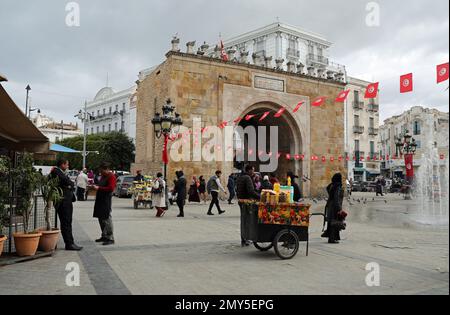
left=166, top=62, right=449, bottom=163
left=208, top=62, right=449, bottom=129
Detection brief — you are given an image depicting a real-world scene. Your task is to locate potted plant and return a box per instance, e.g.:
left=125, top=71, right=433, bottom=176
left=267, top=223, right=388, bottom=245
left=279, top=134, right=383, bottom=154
left=11, top=153, right=42, bottom=257
left=38, top=176, right=62, bottom=252
left=0, top=155, right=10, bottom=257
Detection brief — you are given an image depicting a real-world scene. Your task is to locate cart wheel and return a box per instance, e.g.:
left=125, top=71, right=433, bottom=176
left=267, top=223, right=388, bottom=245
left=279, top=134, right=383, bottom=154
left=254, top=242, right=273, bottom=252
left=134, top=201, right=139, bottom=209
left=273, top=229, right=299, bottom=260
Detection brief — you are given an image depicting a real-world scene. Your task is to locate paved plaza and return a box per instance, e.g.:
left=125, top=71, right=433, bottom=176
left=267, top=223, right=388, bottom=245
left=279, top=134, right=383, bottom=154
left=0, top=192, right=448, bottom=295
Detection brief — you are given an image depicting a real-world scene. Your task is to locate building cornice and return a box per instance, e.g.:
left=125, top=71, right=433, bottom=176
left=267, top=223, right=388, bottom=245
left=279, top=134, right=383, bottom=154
left=223, top=22, right=332, bottom=49
left=165, top=51, right=346, bottom=87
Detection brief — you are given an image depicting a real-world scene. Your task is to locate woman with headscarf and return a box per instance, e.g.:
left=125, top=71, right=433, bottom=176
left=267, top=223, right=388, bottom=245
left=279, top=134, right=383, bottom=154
left=188, top=176, right=201, bottom=203
left=322, top=173, right=345, bottom=244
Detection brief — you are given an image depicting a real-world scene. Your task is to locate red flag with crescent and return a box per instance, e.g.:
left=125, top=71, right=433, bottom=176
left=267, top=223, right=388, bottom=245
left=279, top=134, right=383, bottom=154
left=365, top=82, right=379, bottom=99
left=335, top=90, right=350, bottom=103
left=400, top=73, right=413, bottom=93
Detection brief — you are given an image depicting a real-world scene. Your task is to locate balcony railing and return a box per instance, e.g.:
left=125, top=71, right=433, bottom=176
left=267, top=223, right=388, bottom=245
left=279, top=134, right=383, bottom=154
left=307, top=53, right=329, bottom=65
left=368, top=127, right=379, bottom=136
left=368, top=103, right=379, bottom=112
left=253, top=50, right=266, bottom=58
left=353, top=101, right=364, bottom=110
left=353, top=126, right=365, bottom=134
left=287, top=48, right=300, bottom=58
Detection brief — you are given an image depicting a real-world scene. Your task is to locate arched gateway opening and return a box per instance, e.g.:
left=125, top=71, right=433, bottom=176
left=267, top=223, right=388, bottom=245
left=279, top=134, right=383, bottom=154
left=234, top=102, right=303, bottom=182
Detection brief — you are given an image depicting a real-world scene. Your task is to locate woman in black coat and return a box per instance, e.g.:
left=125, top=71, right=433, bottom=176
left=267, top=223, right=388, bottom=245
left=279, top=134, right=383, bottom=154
left=323, top=173, right=345, bottom=244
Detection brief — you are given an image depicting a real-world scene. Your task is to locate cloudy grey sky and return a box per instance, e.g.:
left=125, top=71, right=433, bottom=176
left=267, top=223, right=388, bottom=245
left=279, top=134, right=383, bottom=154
left=1, top=0, right=448, bottom=123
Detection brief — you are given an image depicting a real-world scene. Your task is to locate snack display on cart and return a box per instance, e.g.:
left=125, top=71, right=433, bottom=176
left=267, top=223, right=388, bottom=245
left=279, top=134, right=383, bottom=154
left=129, top=176, right=154, bottom=209
left=239, top=176, right=320, bottom=260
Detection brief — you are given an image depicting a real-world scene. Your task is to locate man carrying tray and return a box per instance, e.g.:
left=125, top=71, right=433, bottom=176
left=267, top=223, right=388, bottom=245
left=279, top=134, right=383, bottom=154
left=236, top=165, right=261, bottom=247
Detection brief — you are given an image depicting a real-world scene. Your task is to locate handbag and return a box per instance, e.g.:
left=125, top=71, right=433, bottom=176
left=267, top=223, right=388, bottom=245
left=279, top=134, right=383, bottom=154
left=330, top=219, right=346, bottom=231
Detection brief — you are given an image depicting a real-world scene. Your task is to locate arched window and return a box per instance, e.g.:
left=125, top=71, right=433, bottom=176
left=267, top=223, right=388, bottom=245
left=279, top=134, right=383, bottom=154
left=413, top=121, right=421, bottom=135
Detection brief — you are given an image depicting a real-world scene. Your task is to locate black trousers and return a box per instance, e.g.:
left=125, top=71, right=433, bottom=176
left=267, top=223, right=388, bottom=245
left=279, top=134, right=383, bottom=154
left=176, top=199, right=185, bottom=215
left=77, top=187, right=86, bottom=201
left=208, top=191, right=222, bottom=213
left=56, top=202, right=74, bottom=246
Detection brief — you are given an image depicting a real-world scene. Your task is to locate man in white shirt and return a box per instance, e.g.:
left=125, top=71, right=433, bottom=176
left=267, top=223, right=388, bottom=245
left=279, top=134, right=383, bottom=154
left=76, top=168, right=89, bottom=201
left=207, top=170, right=227, bottom=215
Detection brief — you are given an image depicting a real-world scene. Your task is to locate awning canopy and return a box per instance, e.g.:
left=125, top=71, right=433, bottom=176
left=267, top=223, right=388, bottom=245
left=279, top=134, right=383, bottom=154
left=50, top=143, right=80, bottom=153
left=0, top=82, right=50, bottom=153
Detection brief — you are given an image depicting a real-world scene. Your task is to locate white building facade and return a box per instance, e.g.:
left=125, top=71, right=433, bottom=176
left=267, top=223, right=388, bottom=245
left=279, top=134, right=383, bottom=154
left=84, top=86, right=137, bottom=143
left=32, top=112, right=82, bottom=143
left=220, top=22, right=347, bottom=79
left=379, top=106, right=449, bottom=178
left=344, top=77, right=381, bottom=182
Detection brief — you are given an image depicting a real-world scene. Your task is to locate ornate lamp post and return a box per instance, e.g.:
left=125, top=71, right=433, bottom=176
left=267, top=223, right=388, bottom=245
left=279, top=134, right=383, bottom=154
left=151, top=99, right=183, bottom=180
left=76, top=101, right=100, bottom=169
left=395, top=130, right=418, bottom=200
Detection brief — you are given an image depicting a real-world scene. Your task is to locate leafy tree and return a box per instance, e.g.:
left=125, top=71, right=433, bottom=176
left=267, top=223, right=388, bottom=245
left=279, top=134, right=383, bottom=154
left=55, top=132, right=135, bottom=171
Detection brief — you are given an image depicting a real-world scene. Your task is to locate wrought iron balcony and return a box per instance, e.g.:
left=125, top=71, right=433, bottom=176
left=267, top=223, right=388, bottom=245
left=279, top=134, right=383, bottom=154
left=368, top=127, right=379, bottom=136
left=353, top=126, right=365, bottom=134
left=307, top=53, right=329, bottom=65
left=368, top=103, right=379, bottom=112
left=287, top=48, right=300, bottom=58
left=353, top=101, right=364, bottom=110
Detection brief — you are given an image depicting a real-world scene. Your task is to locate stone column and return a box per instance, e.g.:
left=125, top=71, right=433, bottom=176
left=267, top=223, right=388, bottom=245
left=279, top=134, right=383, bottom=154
left=239, top=50, right=249, bottom=63
left=252, top=53, right=258, bottom=65
left=317, top=68, right=325, bottom=78
left=214, top=45, right=221, bottom=59
left=186, top=41, right=196, bottom=54
left=227, top=48, right=237, bottom=61
left=326, top=70, right=335, bottom=80
left=171, top=37, right=180, bottom=52
left=275, top=58, right=284, bottom=70
left=265, top=56, right=273, bottom=68
left=287, top=61, right=296, bottom=73
left=201, top=42, right=209, bottom=54
left=297, top=63, right=305, bottom=74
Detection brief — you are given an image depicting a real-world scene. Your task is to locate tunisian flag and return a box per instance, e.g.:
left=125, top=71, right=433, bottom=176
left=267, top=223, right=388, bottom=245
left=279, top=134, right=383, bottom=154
left=365, top=82, right=379, bottom=99
left=220, top=40, right=229, bottom=62
left=312, top=97, right=326, bottom=107
left=259, top=111, right=271, bottom=122
left=162, top=135, right=169, bottom=165
left=293, top=101, right=305, bottom=113
left=335, top=90, right=350, bottom=102
left=437, top=62, right=449, bottom=84
left=274, top=107, right=287, bottom=118
left=405, top=153, right=414, bottom=179
left=400, top=73, right=413, bottom=93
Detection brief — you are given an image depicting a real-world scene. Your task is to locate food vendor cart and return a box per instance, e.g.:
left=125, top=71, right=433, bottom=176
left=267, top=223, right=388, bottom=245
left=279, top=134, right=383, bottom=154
left=240, top=200, right=316, bottom=260
left=129, top=179, right=153, bottom=209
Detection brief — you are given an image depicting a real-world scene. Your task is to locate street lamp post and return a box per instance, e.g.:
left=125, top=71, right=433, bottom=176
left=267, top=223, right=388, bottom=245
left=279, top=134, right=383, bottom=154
left=151, top=99, right=183, bottom=181
left=395, top=130, right=418, bottom=200
left=76, top=101, right=99, bottom=169
left=25, top=85, right=31, bottom=117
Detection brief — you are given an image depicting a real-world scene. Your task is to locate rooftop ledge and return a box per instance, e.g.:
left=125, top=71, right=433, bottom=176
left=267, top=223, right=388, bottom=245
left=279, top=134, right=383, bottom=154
left=164, top=50, right=347, bottom=87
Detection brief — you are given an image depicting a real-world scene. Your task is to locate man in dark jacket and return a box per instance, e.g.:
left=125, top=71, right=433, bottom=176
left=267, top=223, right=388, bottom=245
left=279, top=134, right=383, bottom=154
left=50, top=159, right=83, bottom=251
left=93, top=163, right=117, bottom=246
left=174, top=171, right=187, bottom=217
left=287, top=171, right=302, bottom=202
left=322, top=173, right=345, bottom=244
left=236, top=165, right=261, bottom=247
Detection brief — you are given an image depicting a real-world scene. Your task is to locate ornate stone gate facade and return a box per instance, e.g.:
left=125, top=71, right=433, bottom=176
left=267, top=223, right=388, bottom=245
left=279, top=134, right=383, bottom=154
left=133, top=51, right=346, bottom=197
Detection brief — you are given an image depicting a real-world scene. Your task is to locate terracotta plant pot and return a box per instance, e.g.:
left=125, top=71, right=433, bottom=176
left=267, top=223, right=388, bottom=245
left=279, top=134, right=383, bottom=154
left=38, top=229, right=60, bottom=252
left=0, top=235, right=7, bottom=257
left=13, top=232, right=42, bottom=257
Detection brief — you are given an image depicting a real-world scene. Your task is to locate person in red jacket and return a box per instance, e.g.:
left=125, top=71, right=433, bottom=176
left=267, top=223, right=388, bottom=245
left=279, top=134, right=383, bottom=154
left=93, top=163, right=117, bottom=246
